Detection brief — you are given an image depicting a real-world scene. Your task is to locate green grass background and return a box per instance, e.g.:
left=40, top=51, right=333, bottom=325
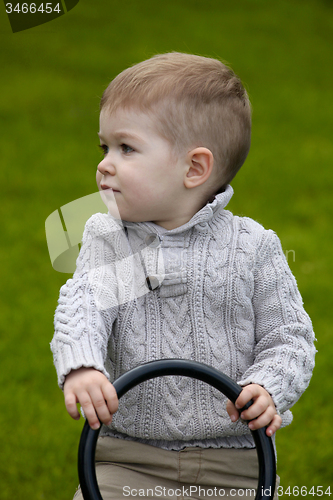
left=0, top=0, right=332, bottom=498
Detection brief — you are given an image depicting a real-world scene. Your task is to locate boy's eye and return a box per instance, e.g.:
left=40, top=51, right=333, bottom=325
left=121, top=143, right=134, bottom=154
left=99, top=144, right=109, bottom=156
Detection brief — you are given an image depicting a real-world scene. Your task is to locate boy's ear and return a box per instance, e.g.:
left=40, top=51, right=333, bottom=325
left=184, top=147, right=214, bottom=189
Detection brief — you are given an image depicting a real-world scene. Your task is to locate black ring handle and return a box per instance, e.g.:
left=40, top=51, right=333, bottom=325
left=78, top=359, right=276, bottom=500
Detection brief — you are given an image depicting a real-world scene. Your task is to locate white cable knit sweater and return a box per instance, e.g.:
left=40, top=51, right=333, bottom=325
left=51, top=185, right=316, bottom=450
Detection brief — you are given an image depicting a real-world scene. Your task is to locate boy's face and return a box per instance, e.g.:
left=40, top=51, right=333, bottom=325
left=97, top=108, right=190, bottom=229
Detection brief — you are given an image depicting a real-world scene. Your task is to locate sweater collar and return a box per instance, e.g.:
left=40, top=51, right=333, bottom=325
left=124, top=184, right=233, bottom=236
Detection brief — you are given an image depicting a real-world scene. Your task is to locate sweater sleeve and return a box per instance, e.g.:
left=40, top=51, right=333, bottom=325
left=238, top=230, right=316, bottom=414
left=51, top=214, right=119, bottom=388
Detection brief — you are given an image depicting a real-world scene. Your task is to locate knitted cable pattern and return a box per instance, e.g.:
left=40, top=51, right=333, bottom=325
left=52, top=185, right=316, bottom=450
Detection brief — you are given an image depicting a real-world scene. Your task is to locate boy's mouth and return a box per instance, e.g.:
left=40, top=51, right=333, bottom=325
left=101, top=185, right=120, bottom=192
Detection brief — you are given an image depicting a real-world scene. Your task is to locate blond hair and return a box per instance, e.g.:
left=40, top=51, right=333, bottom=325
left=100, top=52, right=251, bottom=188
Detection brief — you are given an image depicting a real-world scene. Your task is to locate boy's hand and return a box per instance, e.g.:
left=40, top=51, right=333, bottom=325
left=63, top=367, right=118, bottom=430
left=226, top=384, right=282, bottom=437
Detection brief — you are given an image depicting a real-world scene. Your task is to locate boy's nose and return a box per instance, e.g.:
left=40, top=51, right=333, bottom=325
left=97, top=157, right=116, bottom=176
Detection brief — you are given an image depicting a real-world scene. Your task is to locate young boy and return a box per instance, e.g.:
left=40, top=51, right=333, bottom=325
left=51, top=53, right=316, bottom=499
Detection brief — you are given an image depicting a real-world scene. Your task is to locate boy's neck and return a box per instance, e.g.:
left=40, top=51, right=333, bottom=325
left=151, top=194, right=217, bottom=230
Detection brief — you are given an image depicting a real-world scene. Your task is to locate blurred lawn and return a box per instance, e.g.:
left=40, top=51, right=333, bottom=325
left=0, top=0, right=332, bottom=498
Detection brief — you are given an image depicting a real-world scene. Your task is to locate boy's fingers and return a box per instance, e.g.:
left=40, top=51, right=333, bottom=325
left=235, top=385, right=261, bottom=410
left=79, top=392, right=101, bottom=430
left=265, top=414, right=282, bottom=437
left=249, top=412, right=281, bottom=436
left=101, top=381, right=119, bottom=414
left=247, top=406, right=276, bottom=430
left=62, top=369, right=119, bottom=429
left=239, top=396, right=270, bottom=421
left=226, top=399, right=240, bottom=422
left=64, top=392, right=80, bottom=420
left=87, top=384, right=118, bottom=428
left=234, top=384, right=282, bottom=435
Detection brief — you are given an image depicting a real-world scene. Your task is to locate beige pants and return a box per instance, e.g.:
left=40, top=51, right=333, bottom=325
left=74, top=436, right=279, bottom=500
